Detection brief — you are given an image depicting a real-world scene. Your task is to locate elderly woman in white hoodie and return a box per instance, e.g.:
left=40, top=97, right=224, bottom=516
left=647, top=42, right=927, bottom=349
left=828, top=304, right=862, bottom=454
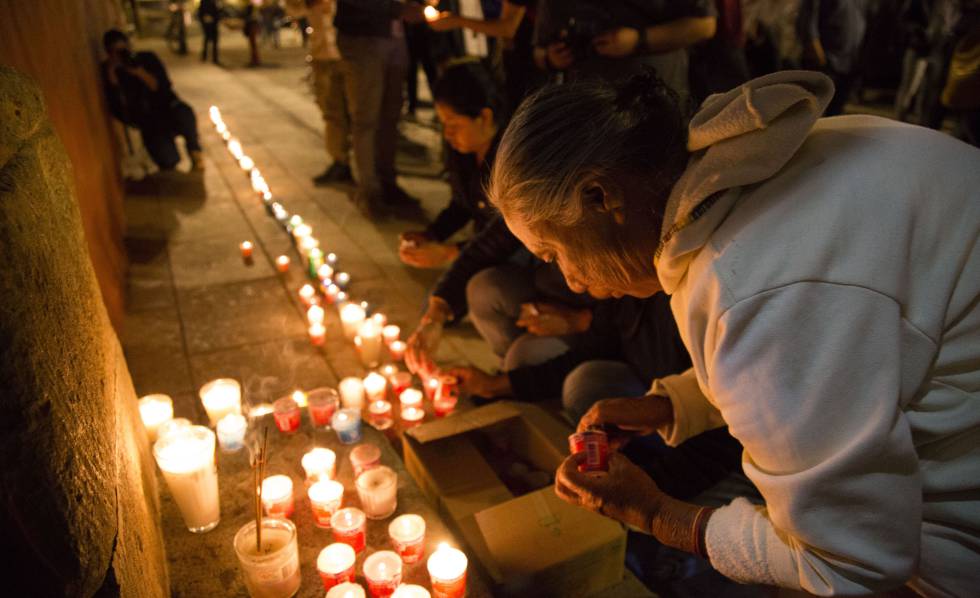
left=488, top=70, right=980, bottom=596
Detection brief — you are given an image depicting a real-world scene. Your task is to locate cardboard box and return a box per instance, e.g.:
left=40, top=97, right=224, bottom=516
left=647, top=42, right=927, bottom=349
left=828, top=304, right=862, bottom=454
left=403, top=402, right=626, bottom=597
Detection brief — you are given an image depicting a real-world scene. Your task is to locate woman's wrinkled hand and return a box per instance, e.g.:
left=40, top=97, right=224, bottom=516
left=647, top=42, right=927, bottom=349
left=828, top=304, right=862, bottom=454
left=399, top=239, right=458, bottom=269
left=576, top=395, right=672, bottom=450
left=516, top=302, right=592, bottom=336
left=447, top=366, right=510, bottom=398
left=555, top=452, right=665, bottom=531
left=405, top=319, right=443, bottom=376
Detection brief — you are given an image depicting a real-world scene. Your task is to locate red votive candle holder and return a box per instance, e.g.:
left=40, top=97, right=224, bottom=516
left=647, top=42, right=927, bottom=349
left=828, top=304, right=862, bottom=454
left=568, top=429, right=609, bottom=472
left=349, top=443, right=382, bottom=478
left=273, top=396, right=302, bottom=434
left=422, top=376, right=440, bottom=401
left=388, top=340, right=407, bottom=362
left=364, top=550, right=403, bottom=598
left=308, top=480, right=344, bottom=528
left=433, top=378, right=459, bottom=417
left=307, top=387, right=340, bottom=427
left=261, top=474, right=295, bottom=518
left=389, top=514, right=426, bottom=564
left=390, top=372, right=412, bottom=396
left=317, top=542, right=356, bottom=590
left=427, top=544, right=467, bottom=598
left=240, top=240, right=254, bottom=258
left=368, top=399, right=394, bottom=430
left=275, top=255, right=290, bottom=272
left=331, top=507, right=367, bottom=554
left=400, top=406, right=425, bottom=429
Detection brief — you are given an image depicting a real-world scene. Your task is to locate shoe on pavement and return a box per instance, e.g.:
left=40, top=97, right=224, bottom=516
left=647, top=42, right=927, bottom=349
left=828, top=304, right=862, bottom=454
left=381, top=184, right=420, bottom=207
left=312, top=163, right=353, bottom=186
left=190, top=151, right=205, bottom=172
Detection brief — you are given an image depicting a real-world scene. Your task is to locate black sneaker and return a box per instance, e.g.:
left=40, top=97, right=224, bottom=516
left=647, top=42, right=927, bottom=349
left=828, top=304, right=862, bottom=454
left=312, top=163, right=353, bottom=186
left=381, top=184, right=421, bottom=207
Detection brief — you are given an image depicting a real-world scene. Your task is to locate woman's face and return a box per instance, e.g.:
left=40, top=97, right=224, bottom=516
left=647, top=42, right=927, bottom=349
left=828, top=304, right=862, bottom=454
left=436, top=103, right=496, bottom=155
left=503, top=177, right=664, bottom=299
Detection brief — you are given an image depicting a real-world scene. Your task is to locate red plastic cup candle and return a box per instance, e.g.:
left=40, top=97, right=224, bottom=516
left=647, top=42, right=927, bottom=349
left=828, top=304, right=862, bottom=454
left=427, top=543, right=467, bottom=598
left=331, top=507, right=367, bottom=553
left=390, top=372, right=412, bottom=396
left=382, top=325, right=400, bottom=346
left=363, top=551, right=403, bottom=598
left=368, top=399, right=394, bottom=430
left=275, top=255, right=290, bottom=272
left=307, top=387, right=340, bottom=427
left=299, top=283, right=318, bottom=307
left=349, top=443, right=382, bottom=478
left=433, top=378, right=458, bottom=417
left=392, top=585, right=431, bottom=598
left=309, top=322, right=326, bottom=346
left=317, top=543, right=357, bottom=590
left=302, top=447, right=337, bottom=482
left=327, top=583, right=366, bottom=598
left=325, top=283, right=341, bottom=304
left=273, top=396, right=302, bottom=434
left=308, top=480, right=345, bottom=528
left=262, top=474, right=295, bottom=518
left=568, top=429, right=610, bottom=473
left=424, top=5, right=439, bottom=21
left=389, top=514, right=426, bottom=564
left=239, top=240, right=254, bottom=259
left=388, top=340, right=407, bottom=362
left=399, top=388, right=423, bottom=409
left=400, top=406, right=425, bottom=428
left=423, top=377, right=440, bottom=401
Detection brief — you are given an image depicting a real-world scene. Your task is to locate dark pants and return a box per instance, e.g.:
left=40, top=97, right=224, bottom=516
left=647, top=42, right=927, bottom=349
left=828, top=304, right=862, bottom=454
left=824, top=68, right=856, bottom=117
left=141, top=101, right=201, bottom=170
left=201, top=20, right=219, bottom=63
left=405, top=23, right=439, bottom=114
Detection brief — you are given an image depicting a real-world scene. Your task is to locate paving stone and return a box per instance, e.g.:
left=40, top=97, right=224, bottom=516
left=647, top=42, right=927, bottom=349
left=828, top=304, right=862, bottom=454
left=120, top=305, right=184, bottom=353
left=124, top=344, right=196, bottom=399
left=169, top=234, right=275, bottom=289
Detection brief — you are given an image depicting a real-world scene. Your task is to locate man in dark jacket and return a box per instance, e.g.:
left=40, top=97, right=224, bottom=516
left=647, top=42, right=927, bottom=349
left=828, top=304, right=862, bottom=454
left=198, top=0, right=222, bottom=64
left=101, top=29, right=203, bottom=171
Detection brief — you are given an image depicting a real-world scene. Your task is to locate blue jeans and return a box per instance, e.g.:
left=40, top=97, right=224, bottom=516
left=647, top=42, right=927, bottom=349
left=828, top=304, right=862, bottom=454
left=561, top=360, right=647, bottom=424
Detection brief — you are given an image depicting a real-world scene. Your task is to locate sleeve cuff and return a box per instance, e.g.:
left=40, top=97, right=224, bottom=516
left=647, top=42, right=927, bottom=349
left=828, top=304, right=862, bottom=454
left=705, top=498, right=802, bottom=589
left=650, top=369, right=724, bottom=446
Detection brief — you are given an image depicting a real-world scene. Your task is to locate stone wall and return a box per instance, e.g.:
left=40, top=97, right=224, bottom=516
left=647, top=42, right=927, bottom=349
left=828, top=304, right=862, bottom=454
left=0, top=67, right=168, bottom=598
left=0, top=0, right=129, bottom=327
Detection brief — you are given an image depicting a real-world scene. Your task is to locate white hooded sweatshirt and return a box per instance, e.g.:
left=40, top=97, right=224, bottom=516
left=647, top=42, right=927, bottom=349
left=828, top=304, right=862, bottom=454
left=651, top=71, right=980, bottom=596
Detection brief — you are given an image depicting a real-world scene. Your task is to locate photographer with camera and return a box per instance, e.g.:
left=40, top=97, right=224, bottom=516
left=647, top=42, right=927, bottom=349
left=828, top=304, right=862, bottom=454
left=532, top=0, right=717, bottom=101
left=101, top=29, right=203, bottom=171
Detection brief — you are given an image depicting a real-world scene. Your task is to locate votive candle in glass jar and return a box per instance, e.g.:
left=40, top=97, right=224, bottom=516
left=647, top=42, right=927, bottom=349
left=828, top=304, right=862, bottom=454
left=233, top=517, right=302, bottom=598
left=325, top=283, right=341, bottom=304
left=355, top=320, right=384, bottom=368
left=216, top=413, right=247, bottom=452
left=363, top=550, right=403, bottom=598
left=199, top=378, right=242, bottom=426
left=388, top=514, right=426, bottom=564
left=339, top=377, right=365, bottom=409
left=427, top=543, right=468, bottom=598
left=308, top=480, right=345, bottom=528
left=355, top=465, right=397, bottom=520
left=340, top=303, right=366, bottom=339
left=349, top=443, right=382, bottom=478
left=398, top=388, right=423, bottom=409
left=153, top=425, right=220, bottom=533
left=317, top=542, right=356, bottom=590
left=363, top=372, right=387, bottom=401
left=391, top=585, right=430, bottom=598
left=157, top=417, right=191, bottom=441
left=261, top=475, right=295, bottom=519
left=433, top=380, right=457, bottom=418
left=382, top=325, right=400, bottom=346
left=390, top=372, right=412, bottom=396
left=309, top=322, right=327, bottom=346
left=301, top=447, right=337, bottom=482
left=331, top=507, right=367, bottom=553
left=240, top=240, right=254, bottom=258
left=332, top=408, right=362, bottom=444
left=299, top=283, right=318, bottom=307
left=273, top=396, right=301, bottom=434
left=327, top=582, right=366, bottom=598
left=400, top=406, right=424, bottom=428
left=422, top=377, right=440, bottom=401
left=308, top=304, right=326, bottom=326
left=307, top=387, right=340, bottom=427
left=139, top=393, right=174, bottom=442
left=318, top=263, right=335, bottom=282
left=368, top=399, right=393, bottom=430
left=388, top=340, right=407, bottom=362
left=334, top=271, right=351, bottom=288
left=275, top=255, right=290, bottom=272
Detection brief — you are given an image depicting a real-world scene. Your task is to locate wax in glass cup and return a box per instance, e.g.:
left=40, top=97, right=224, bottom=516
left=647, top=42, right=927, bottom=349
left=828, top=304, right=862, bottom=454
left=363, top=550, right=403, bottom=598
left=216, top=413, right=247, bottom=452
left=356, top=465, right=398, bottom=520
left=138, top=393, right=173, bottom=442
left=308, top=480, right=344, bottom=529
left=368, top=399, right=394, bottom=430
left=391, top=585, right=431, bottom=598
left=233, top=517, right=302, bottom=598
left=261, top=475, right=295, bottom=519
left=273, top=396, right=301, bottom=434
left=349, top=443, right=382, bottom=478
left=317, top=542, right=356, bottom=590
left=153, top=425, right=220, bottom=533
left=307, top=387, right=340, bottom=427
left=389, top=514, right=426, bottom=564
left=331, top=507, right=367, bottom=553
left=427, top=544, right=468, bottom=598
left=327, top=583, right=366, bottom=598
left=199, top=378, right=242, bottom=426
left=301, top=447, right=337, bottom=482
left=332, top=408, right=362, bottom=444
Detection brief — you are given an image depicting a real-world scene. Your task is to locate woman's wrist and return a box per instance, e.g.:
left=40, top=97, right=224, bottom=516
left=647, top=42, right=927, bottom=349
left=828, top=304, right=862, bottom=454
left=648, top=496, right=704, bottom=555
left=423, top=296, right=452, bottom=325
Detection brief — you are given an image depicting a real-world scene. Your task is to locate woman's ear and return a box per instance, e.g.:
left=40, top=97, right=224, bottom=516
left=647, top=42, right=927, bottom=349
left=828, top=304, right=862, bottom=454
left=584, top=179, right=626, bottom=225
left=480, top=107, right=495, bottom=129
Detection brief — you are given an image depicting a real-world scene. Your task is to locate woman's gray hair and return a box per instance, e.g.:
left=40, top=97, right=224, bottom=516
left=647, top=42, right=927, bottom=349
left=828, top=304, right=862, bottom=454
left=488, top=70, right=689, bottom=229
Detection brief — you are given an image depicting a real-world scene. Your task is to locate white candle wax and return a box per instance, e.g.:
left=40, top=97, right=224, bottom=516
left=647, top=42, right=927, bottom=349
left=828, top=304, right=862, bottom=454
left=308, top=304, right=325, bottom=326
left=363, top=551, right=403, bottom=595
left=427, top=544, right=468, bottom=598
left=338, top=377, right=365, bottom=409
left=199, top=378, right=242, bottom=426
left=153, top=426, right=220, bottom=533
left=310, top=322, right=326, bottom=346
left=262, top=475, right=295, bottom=519
left=371, top=312, right=387, bottom=327
left=301, top=447, right=337, bottom=481
left=340, top=303, right=366, bottom=340
left=216, top=413, right=247, bottom=452
left=368, top=399, right=393, bottom=430
left=317, top=263, right=335, bottom=281
left=363, top=372, right=387, bottom=401
left=424, top=5, right=440, bottom=21
left=389, top=514, right=426, bottom=564
left=308, top=480, right=345, bottom=528
left=382, top=325, right=400, bottom=345
left=356, top=320, right=383, bottom=367
left=208, top=105, right=222, bottom=125
left=399, top=388, right=423, bottom=408
left=291, top=389, right=308, bottom=408
left=292, top=223, right=312, bottom=242
left=228, top=138, right=243, bottom=159
left=392, top=585, right=431, bottom=598
left=233, top=518, right=302, bottom=598
left=299, top=283, right=317, bottom=306
left=355, top=465, right=398, bottom=519
left=157, top=417, right=191, bottom=441
left=401, top=406, right=425, bottom=428
left=275, top=255, right=290, bottom=272
left=317, top=542, right=356, bottom=584
left=326, top=583, right=366, bottom=598
left=388, top=340, right=407, bottom=362
left=138, top=393, right=174, bottom=442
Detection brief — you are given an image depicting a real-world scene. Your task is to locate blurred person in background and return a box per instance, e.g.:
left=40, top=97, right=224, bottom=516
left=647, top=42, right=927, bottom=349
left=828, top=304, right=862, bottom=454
left=198, top=0, right=222, bottom=64
left=797, top=0, right=867, bottom=115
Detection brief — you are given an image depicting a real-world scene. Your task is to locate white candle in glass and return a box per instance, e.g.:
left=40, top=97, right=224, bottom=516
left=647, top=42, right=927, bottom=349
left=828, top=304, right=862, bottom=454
left=275, top=255, right=290, bottom=272
left=334, top=271, right=351, bottom=288
left=239, top=155, right=255, bottom=172
left=227, top=138, right=243, bottom=159
left=209, top=105, right=222, bottom=125
left=310, top=322, right=326, bottom=346
left=355, top=465, right=398, bottom=519
left=233, top=518, right=302, bottom=598
left=317, top=263, right=335, bottom=281
left=308, top=304, right=325, bottom=326
left=216, top=413, right=247, bottom=453
left=340, top=303, right=366, bottom=340
left=199, top=378, right=242, bottom=426
left=356, top=319, right=383, bottom=367
left=153, top=425, right=220, bottom=533
left=362, top=372, right=387, bottom=401
left=389, top=514, right=426, bottom=564
left=363, top=551, right=403, bottom=596
left=308, top=480, right=345, bottom=529
left=138, top=393, right=173, bottom=442
left=382, top=325, right=400, bottom=346
left=262, top=475, right=295, bottom=519
left=401, top=406, right=425, bottom=427
left=371, top=312, right=387, bottom=327
left=388, top=340, right=407, bottom=362
left=326, top=582, right=366, bottom=598
left=399, top=388, right=423, bottom=409
left=292, top=223, right=312, bottom=242
left=338, top=377, right=365, bottom=409
left=317, top=543, right=356, bottom=588
left=299, top=283, right=317, bottom=306
left=301, top=447, right=337, bottom=481
left=157, top=417, right=191, bottom=441
left=300, top=235, right=320, bottom=256
left=427, top=543, right=468, bottom=598
left=392, top=585, right=431, bottom=598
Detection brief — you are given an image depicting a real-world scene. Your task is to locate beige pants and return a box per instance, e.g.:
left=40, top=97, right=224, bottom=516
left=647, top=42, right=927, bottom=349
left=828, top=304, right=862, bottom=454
left=312, top=59, right=351, bottom=166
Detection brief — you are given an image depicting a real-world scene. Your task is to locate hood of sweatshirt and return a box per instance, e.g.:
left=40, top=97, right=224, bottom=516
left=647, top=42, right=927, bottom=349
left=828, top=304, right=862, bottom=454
left=654, top=71, right=834, bottom=294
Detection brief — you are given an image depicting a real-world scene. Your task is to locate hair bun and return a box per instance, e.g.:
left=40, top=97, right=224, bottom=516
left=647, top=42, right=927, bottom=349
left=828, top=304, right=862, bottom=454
left=614, top=68, right=681, bottom=113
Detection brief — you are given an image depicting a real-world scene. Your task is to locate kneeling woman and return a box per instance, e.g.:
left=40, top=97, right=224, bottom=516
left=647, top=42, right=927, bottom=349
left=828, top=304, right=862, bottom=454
left=489, top=71, right=980, bottom=595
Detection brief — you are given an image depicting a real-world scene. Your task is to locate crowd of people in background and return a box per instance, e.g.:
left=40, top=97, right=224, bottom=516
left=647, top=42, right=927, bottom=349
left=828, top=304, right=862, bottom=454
left=101, top=1, right=980, bottom=595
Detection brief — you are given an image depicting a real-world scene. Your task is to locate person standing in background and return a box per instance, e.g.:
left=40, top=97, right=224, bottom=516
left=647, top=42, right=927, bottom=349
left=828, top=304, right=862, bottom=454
left=198, top=0, right=222, bottom=64
left=797, top=0, right=867, bottom=115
